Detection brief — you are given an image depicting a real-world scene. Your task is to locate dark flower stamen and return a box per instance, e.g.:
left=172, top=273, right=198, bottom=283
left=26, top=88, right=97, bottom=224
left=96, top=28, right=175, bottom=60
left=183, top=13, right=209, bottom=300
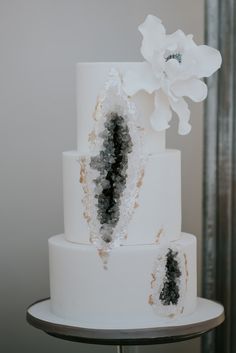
left=165, top=53, right=182, bottom=64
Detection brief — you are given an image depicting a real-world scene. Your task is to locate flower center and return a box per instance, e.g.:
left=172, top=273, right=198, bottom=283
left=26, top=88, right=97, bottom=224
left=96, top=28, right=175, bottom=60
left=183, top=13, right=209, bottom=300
left=165, top=53, right=182, bottom=64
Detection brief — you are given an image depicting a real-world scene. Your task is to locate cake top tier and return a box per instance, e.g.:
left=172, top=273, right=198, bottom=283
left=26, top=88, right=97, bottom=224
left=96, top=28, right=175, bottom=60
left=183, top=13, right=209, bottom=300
left=76, top=62, right=165, bottom=154
left=76, top=15, right=222, bottom=155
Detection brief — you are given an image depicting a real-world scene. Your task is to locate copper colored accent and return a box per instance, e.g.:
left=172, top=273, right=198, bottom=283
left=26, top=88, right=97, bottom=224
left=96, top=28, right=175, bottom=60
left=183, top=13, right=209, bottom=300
left=88, top=130, right=97, bottom=143
left=155, top=228, right=164, bottom=243
left=79, top=157, right=87, bottom=184
left=136, top=169, right=145, bottom=188
left=148, top=294, right=154, bottom=306
left=151, top=273, right=156, bottom=288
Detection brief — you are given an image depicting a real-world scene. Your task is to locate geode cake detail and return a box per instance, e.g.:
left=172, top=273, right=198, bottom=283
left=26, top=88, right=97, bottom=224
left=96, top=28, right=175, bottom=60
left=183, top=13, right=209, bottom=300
left=159, top=248, right=181, bottom=306
left=149, top=244, right=188, bottom=317
left=80, top=68, right=144, bottom=253
left=90, top=112, right=133, bottom=244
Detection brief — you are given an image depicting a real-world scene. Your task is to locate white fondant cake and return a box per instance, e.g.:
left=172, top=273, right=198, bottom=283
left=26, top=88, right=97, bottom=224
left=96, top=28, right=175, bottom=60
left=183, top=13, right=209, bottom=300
left=47, top=15, right=222, bottom=328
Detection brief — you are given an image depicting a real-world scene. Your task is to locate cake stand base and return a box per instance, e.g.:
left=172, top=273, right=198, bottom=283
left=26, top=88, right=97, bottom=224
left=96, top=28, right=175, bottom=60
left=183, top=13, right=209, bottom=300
left=27, top=297, right=224, bottom=351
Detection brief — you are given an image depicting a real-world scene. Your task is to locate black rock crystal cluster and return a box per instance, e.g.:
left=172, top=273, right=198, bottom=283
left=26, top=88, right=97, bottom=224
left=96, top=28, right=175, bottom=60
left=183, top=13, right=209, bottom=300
left=90, top=112, right=133, bottom=244
left=159, top=248, right=181, bottom=306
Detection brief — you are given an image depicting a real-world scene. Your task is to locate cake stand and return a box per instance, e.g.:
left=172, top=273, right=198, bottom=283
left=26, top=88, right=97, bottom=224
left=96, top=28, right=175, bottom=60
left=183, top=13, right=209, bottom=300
left=26, top=297, right=224, bottom=352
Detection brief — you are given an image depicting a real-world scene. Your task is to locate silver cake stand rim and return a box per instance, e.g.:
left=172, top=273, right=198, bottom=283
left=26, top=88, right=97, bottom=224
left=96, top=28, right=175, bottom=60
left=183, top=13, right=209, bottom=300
left=26, top=297, right=224, bottom=346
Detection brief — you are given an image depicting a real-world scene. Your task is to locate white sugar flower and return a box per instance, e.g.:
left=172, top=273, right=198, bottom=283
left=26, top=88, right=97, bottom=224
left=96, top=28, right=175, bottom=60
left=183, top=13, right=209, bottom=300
left=123, top=15, right=222, bottom=134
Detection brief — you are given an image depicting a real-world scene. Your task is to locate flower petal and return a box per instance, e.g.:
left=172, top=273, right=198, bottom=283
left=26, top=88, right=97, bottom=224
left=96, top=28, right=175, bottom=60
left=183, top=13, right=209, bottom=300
left=151, top=51, right=165, bottom=78
left=166, top=30, right=187, bottom=52
left=165, top=58, right=182, bottom=81
left=138, top=15, right=166, bottom=62
left=166, top=30, right=197, bottom=52
left=123, top=62, right=160, bottom=96
left=188, top=45, right=222, bottom=78
left=171, top=78, right=208, bottom=102
left=150, top=91, right=172, bottom=131
left=169, top=97, right=191, bottom=135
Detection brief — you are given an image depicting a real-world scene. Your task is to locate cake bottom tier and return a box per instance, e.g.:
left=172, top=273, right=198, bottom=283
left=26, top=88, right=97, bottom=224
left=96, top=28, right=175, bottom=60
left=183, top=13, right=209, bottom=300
left=49, top=233, right=197, bottom=329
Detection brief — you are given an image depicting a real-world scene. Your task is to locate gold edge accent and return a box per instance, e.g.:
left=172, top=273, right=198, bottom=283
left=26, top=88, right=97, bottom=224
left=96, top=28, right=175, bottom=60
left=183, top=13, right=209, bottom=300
left=98, top=249, right=109, bottom=270
left=79, top=157, right=87, bottom=184
left=151, top=273, right=157, bottom=289
left=148, top=294, right=154, bottom=306
left=92, top=98, right=102, bottom=121
left=79, top=157, right=92, bottom=225
left=136, top=168, right=145, bottom=188
left=88, top=130, right=97, bottom=143
left=155, top=228, right=165, bottom=244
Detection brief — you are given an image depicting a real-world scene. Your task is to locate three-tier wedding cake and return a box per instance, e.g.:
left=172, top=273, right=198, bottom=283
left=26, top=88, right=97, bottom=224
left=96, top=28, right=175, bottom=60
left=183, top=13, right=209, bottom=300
left=48, top=15, right=222, bottom=329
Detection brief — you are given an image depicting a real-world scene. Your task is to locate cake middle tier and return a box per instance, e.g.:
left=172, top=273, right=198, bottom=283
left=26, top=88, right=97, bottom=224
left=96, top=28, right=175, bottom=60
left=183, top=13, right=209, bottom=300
left=63, top=149, right=181, bottom=245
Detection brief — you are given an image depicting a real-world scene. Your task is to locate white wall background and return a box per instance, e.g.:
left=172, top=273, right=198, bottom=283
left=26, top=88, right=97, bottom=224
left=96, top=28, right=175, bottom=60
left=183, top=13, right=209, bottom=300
left=0, top=1, right=203, bottom=352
